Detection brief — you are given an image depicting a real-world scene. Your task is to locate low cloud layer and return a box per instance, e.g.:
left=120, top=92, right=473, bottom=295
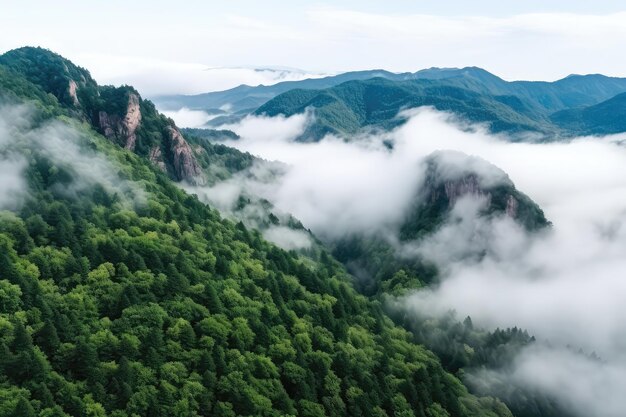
left=0, top=105, right=146, bottom=208
left=75, top=55, right=326, bottom=96
left=161, top=107, right=220, bottom=128
left=211, top=107, right=626, bottom=417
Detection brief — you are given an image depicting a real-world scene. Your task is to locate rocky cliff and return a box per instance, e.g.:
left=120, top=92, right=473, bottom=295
left=399, top=151, right=548, bottom=240
left=0, top=47, right=205, bottom=185
left=166, top=126, right=203, bottom=183
left=98, top=92, right=142, bottom=150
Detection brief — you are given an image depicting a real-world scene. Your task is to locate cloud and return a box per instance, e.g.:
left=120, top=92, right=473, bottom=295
left=8, top=4, right=626, bottom=99
left=0, top=105, right=33, bottom=209
left=7, top=6, right=626, bottom=95
left=212, top=106, right=626, bottom=417
left=217, top=112, right=429, bottom=240
left=263, top=226, right=312, bottom=250
left=32, top=121, right=146, bottom=206
left=0, top=157, right=27, bottom=210
left=469, top=345, right=626, bottom=417
left=0, top=104, right=146, bottom=208
left=161, top=107, right=218, bottom=128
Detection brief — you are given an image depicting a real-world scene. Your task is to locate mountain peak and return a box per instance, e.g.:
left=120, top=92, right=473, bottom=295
left=0, top=46, right=98, bottom=107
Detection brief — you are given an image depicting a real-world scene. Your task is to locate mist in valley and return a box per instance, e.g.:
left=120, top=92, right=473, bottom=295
left=192, top=107, right=626, bottom=417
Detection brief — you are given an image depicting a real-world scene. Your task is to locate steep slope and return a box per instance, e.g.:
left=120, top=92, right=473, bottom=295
left=0, top=48, right=515, bottom=417
left=0, top=46, right=99, bottom=109
left=0, top=47, right=204, bottom=183
left=550, top=92, right=626, bottom=135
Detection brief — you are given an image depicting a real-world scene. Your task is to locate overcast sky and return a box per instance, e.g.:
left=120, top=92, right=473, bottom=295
left=3, top=1, right=626, bottom=95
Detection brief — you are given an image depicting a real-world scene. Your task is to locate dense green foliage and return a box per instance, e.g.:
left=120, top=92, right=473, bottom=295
left=389, top=313, right=569, bottom=417
left=251, top=67, right=626, bottom=140
left=0, top=116, right=511, bottom=417
left=0, top=47, right=516, bottom=417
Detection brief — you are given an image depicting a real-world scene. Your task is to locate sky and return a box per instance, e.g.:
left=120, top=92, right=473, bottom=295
left=3, top=1, right=626, bottom=95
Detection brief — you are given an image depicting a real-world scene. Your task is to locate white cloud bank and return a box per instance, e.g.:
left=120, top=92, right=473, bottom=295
left=215, top=107, right=626, bottom=417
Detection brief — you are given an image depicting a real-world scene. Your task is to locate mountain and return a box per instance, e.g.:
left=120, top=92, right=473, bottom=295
left=256, top=78, right=555, bottom=141
left=550, top=92, right=626, bottom=135
left=0, top=47, right=206, bottom=183
left=333, top=151, right=549, bottom=296
left=328, top=153, right=564, bottom=417
left=255, top=70, right=626, bottom=140
left=155, top=66, right=626, bottom=130
left=152, top=69, right=413, bottom=113
left=0, top=47, right=519, bottom=417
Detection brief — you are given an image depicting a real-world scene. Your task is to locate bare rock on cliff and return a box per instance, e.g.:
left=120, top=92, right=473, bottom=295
left=399, top=151, right=549, bottom=239
left=148, top=146, right=167, bottom=173
left=98, top=92, right=142, bottom=150
left=166, top=126, right=203, bottom=183
left=68, top=79, right=80, bottom=106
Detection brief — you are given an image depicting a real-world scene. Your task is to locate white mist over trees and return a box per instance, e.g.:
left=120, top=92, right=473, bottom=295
left=205, top=107, right=626, bottom=417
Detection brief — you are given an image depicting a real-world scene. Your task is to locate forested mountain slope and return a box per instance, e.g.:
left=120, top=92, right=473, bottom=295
left=550, top=92, right=626, bottom=135
left=0, top=47, right=514, bottom=417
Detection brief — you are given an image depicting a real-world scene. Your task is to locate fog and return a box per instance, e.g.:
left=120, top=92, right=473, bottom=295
left=76, top=54, right=327, bottom=96
left=209, top=107, right=626, bottom=417
left=0, top=105, right=146, bottom=208
left=161, top=107, right=219, bottom=128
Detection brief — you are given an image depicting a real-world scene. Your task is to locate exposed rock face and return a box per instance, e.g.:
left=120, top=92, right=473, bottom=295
left=98, top=93, right=142, bottom=150
left=166, top=126, right=203, bottom=183
left=122, top=94, right=141, bottom=150
left=148, top=146, right=167, bottom=173
left=399, top=151, right=549, bottom=240
left=505, top=195, right=519, bottom=218
left=68, top=80, right=80, bottom=106
left=442, top=174, right=492, bottom=207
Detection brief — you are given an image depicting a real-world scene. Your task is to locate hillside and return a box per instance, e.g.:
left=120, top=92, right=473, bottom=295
left=155, top=66, right=626, bottom=135
left=256, top=78, right=555, bottom=141
left=0, top=47, right=520, bottom=417
left=333, top=152, right=548, bottom=295
left=550, top=92, right=626, bottom=135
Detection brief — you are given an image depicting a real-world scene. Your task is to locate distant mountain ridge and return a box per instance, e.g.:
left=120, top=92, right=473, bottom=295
left=152, top=69, right=412, bottom=113
left=154, top=66, right=626, bottom=114
left=550, top=92, right=626, bottom=135
left=155, top=66, right=626, bottom=138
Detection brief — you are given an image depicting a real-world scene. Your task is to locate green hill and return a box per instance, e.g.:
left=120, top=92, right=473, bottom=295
left=256, top=78, right=554, bottom=141
left=332, top=151, right=549, bottom=297
left=154, top=66, right=626, bottom=136
left=0, top=47, right=517, bottom=417
left=550, top=92, right=626, bottom=135
left=152, top=70, right=411, bottom=113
